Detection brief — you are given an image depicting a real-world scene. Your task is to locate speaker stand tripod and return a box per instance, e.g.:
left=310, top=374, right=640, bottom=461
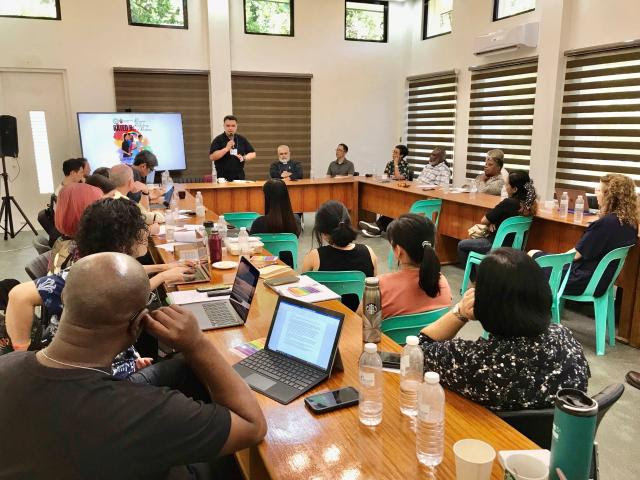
left=0, top=155, right=38, bottom=240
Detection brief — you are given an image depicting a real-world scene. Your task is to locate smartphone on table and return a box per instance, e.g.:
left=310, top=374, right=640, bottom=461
left=304, top=386, right=359, bottom=414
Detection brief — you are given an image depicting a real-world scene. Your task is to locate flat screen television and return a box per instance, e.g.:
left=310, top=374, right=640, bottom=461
left=77, top=112, right=187, bottom=171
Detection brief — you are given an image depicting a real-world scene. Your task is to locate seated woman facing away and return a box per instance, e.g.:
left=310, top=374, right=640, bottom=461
left=419, top=248, right=590, bottom=412
left=49, top=183, right=103, bottom=274
left=530, top=173, right=639, bottom=297
left=302, top=201, right=377, bottom=310
left=458, top=170, right=537, bottom=270
left=377, top=214, right=452, bottom=319
left=5, top=198, right=193, bottom=376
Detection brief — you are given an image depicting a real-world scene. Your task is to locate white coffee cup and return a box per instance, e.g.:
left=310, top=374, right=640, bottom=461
left=503, top=454, right=548, bottom=480
left=453, top=439, right=496, bottom=480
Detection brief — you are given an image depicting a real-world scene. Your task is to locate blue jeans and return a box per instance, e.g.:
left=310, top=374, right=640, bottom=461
left=458, top=238, right=493, bottom=280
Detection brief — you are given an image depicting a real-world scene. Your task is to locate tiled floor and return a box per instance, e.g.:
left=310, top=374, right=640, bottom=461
left=2, top=220, right=638, bottom=478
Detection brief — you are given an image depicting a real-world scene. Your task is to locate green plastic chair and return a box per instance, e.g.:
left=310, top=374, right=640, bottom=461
left=305, top=271, right=366, bottom=303
left=387, top=199, right=443, bottom=269
left=460, top=215, right=534, bottom=294
left=223, top=212, right=260, bottom=229
left=561, top=245, right=632, bottom=356
left=381, top=307, right=450, bottom=345
left=534, top=251, right=575, bottom=325
left=254, top=232, right=299, bottom=270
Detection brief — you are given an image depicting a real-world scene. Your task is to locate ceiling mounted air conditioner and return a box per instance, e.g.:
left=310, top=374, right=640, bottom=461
left=474, top=22, right=539, bottom=56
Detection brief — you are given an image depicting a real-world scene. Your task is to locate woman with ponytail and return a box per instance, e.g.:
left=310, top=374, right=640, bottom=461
left=378, top=214, right=452, bottom=319
left=302, top=200, right=377, bottom=277
left=458, top=170, right=538, bottom=270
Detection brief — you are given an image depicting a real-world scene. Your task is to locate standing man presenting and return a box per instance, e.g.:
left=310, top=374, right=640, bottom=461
left=209, top=115, right=256, bottom=181
left=269, top=145, right=303, bottom=180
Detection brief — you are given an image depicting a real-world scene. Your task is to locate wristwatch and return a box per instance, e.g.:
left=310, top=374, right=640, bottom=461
left=452, top=302, right=469, bottom=323
left=141, top=191, right=150, bottom=196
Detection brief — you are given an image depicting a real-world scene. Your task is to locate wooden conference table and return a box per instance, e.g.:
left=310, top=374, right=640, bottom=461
left=185, top=177, right=640, bottom=348
left=149, top=190, right=537, bottom=480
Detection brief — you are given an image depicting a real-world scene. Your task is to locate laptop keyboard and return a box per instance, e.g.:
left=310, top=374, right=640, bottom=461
left=202, top=302, right=239, bottom=327
left=240, top=349, right=324, bottom=391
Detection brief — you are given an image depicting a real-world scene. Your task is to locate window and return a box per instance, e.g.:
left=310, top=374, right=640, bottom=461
left=465, top=58, right=537, bottom=179
left=0, top=0, right=60, bottom=20
left=423, top=0, right=452, bottom=40
left=406, top=72, right=458, bottom=178
left=493, top=0, right=535, bottom=21
left=127, top=0, right=187, bottom=29
left=554, top=47, right=640, bottom=193
left=244, top=0, right=293, bottom=36
left=345, top=1, right=388, bottom=43
left=29, top=111, right=54, bottom=194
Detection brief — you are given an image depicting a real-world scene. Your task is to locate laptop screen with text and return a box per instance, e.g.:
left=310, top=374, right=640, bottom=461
left=266, top=299, right=342, bottom=371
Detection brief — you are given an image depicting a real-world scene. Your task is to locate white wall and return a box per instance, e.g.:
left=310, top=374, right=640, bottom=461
left=228, top=0, right=413, bottom=176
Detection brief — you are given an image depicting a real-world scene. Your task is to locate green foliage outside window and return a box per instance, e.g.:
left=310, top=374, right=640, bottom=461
left=245, top=0, right=292, bottom=36
left=128, top=0, right=186, bottom=28
left=345, top=2, right=386, bottom=42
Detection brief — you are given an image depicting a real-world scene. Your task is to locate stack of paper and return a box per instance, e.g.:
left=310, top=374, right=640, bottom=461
left=259, top=264, right=293, bottom=279
left=266, top=275, right=340, bottom=303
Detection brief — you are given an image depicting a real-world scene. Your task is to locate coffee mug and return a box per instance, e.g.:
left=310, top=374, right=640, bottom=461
left=503, top=454, right=548, bottom=480
left=178, top=191, right=186, bottom=199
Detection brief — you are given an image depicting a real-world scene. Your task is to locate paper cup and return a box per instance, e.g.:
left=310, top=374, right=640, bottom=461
left=453, top=439, right=496, bottom=480
left=503, top=454, right=548, bottom=480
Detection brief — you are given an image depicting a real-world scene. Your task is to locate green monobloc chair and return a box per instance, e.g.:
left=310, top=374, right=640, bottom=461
left=223, top=212, right=260, bottom=229
left=254, top=232, right=299, bottom=270
left=305, top=270, right=366, bottom=303
left=381, top=307, right=450, bottom=345
left=561, top=245, right=632, bottom=356
left=534, top=251, right=575, bottom=324
left=459, top=215, right=534, bottom=294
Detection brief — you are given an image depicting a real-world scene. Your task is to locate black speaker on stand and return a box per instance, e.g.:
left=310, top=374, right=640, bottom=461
left=0, top=115, right=38, bottom=240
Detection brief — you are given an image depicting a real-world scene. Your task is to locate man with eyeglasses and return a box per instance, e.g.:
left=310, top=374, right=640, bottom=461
left=326, top=143, right=355, bottom=178
left=129, top=150, right=162, bottom=204
left=0, top=252, right=266, bottom=479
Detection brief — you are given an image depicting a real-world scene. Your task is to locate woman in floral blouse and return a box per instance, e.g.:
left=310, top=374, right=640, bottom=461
left=419, top=247, right=590, bottom=411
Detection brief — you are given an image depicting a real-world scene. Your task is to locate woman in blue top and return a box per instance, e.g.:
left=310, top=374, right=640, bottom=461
left=530, top=173, right=638, bottom=296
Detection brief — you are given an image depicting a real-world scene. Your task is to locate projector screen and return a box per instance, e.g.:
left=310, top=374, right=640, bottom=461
left=77, top=112, right=187, bottom=171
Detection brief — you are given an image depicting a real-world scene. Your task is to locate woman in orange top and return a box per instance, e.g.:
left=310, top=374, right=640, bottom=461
left=379, top=214, right=452, bottom=319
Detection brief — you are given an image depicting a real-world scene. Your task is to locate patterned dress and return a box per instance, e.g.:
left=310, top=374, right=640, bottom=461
left=419, top=324, right=590, bottom=411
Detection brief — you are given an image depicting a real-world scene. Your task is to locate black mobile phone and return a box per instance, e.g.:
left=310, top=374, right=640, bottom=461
left=379, top=351, right=401, bottom=370
left=304, top=386, right=359, bottom=414
left=196, top=285, right=230, bottom=293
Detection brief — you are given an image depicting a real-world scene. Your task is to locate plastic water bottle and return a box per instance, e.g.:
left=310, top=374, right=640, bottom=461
left=195, top=191, right=205, bottom=218
left=166, top=175, right=174, bottom=193
left=416, top=371, right=445, bottom=467
left=211, top=161, right=217, bottom=184
left=161, top=171, right=168, bottom=188
left=217, top=215, right=227, bottom=239
left=165, top=210, right=176, bottom=243
left=470, top=179, right=478, bottom=198
left=500, top=185, right=508, bottom=199
left=574, top=195, right=584, bottom=224
left=559, top=191, right=569, bottom=219
left=358, top=343, right=383, bottom=426
left=238, top=227, right=250, bottom=255
left=400, top=335, right=424, bottom=417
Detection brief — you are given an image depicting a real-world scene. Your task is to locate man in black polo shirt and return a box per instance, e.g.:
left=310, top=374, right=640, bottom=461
left=209, top=115, right=256, bottom=181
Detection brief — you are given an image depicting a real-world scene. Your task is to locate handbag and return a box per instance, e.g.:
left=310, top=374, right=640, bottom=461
left=468, top=224, right=490, bottom=239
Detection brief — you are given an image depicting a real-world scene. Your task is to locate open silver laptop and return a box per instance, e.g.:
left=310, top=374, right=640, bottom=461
left=182, top=256, right=260, bottom=330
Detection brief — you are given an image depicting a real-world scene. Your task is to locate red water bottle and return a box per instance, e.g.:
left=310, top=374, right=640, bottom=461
left=208, top=230, right=222, bottom=263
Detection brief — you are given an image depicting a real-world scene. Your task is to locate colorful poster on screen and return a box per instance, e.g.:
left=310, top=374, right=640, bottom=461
left=77, top=112, right=186, bottom=171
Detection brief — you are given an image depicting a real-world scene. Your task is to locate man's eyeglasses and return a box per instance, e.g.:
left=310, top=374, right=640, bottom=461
left=128, top=291, right=157, bottom=324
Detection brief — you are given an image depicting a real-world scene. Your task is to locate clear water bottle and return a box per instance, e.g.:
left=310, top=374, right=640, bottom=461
left=470, top=179, right=478, bottom=198
left=559, top=191, right=569, bottom=219
left=500, top=184, right=508, bottom=199
left=359, top=343, right=383, bottom=426
left=166, top=175, right=174, bottom=193
left=165, top=210, right=176, bottom=243
left=217, top=215, right=227, bottom=239
left=161, top=171, right=168, bottom=188
left=211, top=161, right=217, bottom=184
left=574, top=195, right=584, bottom=224
left=416, top=371, right=445, bottom=467
left=238, top=226, right=250, bottom=255
left=400, top=335, right=424, bottom=417
left=195, top=191, right=205, bottom=218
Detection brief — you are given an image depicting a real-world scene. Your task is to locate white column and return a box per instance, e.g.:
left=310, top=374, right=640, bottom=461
left=206, top=0, right=233, bottom=136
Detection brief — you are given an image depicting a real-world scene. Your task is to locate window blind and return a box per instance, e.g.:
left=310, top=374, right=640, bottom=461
left=114, top=70, right=211, bottom=177
left=466, top=59, right=538, bottom=179
left=231, top=73, right=311, bottom=180
left=555, top=47, right=640, bottom=192
left=406, top=72, right=457, bottom=177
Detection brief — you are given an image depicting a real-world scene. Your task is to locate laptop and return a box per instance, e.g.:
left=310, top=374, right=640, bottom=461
left=150, top=186, right=174, bottom=210
left=233, top=296, right=345, bottom=405
left=182, top=256, right=260, bottom=330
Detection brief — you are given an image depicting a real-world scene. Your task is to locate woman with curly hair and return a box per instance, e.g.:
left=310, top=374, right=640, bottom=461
left=530, top=173, right=639, bottom=296
left=5, top=198, right=193, bottom=376
left=458, top=170, right=538, bottom=270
